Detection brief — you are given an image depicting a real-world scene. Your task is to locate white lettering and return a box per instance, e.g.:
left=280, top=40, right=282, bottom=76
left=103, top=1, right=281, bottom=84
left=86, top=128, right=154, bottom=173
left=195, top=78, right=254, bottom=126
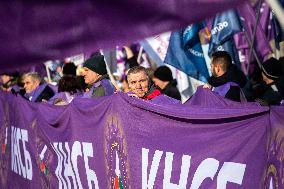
left=64, top=142, right=77, bottom=189
left=211, top=21, right=229, bottom=35
left=21, top=129, right=32, bottom=180
left=163, top=152, right=191, bottom=189
left=11, top=126, right=32, bottom=180
left=188, top=49, right=204, bottom=57
left=53, top=141, right=99, bottom=189
left=54, top=142, right=67, bottom=189
left=82, top=142, right=99, bottom=189
left=11, top=127, right=18, bottom=174
left=142, top=148, right=163, bottom=189
left=71, top=141, right=83, bottom=189
left=190, top=158, right=219, bottom=189
left=142, top=148, right=247, bottom=188
left=217, top=162, right=246, bottom=189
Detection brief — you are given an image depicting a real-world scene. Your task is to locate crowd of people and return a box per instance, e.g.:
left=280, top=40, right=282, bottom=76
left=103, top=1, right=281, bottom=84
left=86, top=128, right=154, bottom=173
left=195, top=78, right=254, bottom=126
left=1, top=50, right=284, bottom=106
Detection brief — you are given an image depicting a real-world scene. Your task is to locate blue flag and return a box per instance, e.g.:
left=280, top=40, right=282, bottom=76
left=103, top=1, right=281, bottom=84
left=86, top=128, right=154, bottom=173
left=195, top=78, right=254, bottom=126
left=165, top=25, right=209, bottom=81
left=209, top=10, right=242, bottom=68
left=182, top=24, right=201, bottom=48
left=210, top=9, right=242, bottom=46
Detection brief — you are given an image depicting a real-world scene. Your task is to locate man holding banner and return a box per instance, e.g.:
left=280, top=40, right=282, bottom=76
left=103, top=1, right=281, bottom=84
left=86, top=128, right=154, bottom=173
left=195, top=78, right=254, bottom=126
left=82, top=54, right=115, bottom=98
left=127, top=66, right=161, bottom=100
left=204, top=51, right=247, bottom=102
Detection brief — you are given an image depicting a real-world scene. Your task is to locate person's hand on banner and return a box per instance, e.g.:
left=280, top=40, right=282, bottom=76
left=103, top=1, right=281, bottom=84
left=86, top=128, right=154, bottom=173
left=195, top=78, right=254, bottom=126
left=114, top=89, right=122, bottom=94
left=203, top=83, right=212, bottom=89
left=127, top=93, right=139, bottom=98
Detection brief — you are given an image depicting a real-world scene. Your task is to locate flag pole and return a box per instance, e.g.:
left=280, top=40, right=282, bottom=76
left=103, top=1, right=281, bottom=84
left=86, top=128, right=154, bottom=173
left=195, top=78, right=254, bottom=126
left=100, top=50, right=120, bottom=91
left=247, top=0, right=263, bottom=73
left=242, top=29, right=262, bottom=69
left=137, top=46, right=144, bottom=64
left=44, top=62, right=52, bottom=83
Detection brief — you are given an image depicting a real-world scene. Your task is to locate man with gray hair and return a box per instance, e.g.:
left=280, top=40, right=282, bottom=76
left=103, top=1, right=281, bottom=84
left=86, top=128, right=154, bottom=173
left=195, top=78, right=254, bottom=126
left=126, top=66, right=161, bottom=100
left=22, top=72, right=55, bottom=102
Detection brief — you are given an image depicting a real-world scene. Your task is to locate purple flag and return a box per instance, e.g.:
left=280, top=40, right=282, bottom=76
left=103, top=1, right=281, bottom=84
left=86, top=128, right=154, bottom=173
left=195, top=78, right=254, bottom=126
left=258, top=1, right=275, bottom=42
left=235, top=2, right=272, bottom=73
left=265, top=106, right=284, bottom=189
left=0, top=0, right=247, bottom=74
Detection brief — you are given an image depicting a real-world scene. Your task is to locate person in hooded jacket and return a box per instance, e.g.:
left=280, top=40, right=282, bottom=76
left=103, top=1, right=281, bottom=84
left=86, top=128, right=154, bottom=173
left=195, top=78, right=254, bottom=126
left=203, top=51, right=247, bottom=102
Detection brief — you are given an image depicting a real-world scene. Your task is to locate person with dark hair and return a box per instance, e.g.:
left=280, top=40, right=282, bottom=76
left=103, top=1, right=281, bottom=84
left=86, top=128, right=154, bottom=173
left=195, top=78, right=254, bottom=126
left=48, top=75, right=82, bottom=105
left=204, top=51, right=247, bottom=102
left=258, top=57, right=284, bottom=105
left=153, top=66, right=181, bottom=100
left=63, top=62, right=87, bottom=92
left=81, top=54, right=115, bottom=98
left=126, top=66, right=161, bottom=100
left=22, top=72, right=55, bottom=102
left=63, top=62, right=77, bottom=76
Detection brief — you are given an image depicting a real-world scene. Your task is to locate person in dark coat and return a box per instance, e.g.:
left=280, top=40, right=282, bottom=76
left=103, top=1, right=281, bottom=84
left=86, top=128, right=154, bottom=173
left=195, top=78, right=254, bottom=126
left=22, top=72, right=55, bottom=102
left=204, top=51, right=247, bottom=102
left=258, top=57, right=284, bottom=105
left=127, top=66, right=161, bottom=100
left=152, top=66, right=181, bottom=101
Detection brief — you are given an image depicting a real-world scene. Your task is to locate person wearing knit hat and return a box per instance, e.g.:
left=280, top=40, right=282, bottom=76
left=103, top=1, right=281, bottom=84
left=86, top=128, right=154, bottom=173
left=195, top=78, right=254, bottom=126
left=152, top=66, right=181, bottom=101
left=261, top=57, right=282, bottom=82
left=259, top=57, right=284, bottom=105
left=81, top=54, right=114, bottom=98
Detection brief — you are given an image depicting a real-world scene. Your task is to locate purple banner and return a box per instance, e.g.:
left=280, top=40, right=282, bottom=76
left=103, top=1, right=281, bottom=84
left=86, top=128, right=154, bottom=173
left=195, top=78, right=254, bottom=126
left=1, top=88, right=283, bottom=188
left=265, top=106, right=284, bottom=189
left=0, top=0, right=247, bottom=74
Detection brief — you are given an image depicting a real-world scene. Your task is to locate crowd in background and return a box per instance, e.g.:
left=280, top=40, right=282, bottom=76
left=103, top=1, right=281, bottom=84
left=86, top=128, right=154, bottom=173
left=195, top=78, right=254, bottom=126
left=0, top=46, right=284, bottom=106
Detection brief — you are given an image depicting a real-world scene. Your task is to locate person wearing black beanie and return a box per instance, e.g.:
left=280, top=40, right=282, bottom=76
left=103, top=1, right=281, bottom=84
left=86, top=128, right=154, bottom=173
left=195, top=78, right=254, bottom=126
left=153, top=66, right=181, bottom=101
left=81, top=54, right=114, bottom=98
left=259, top=57, right=284, bottom=105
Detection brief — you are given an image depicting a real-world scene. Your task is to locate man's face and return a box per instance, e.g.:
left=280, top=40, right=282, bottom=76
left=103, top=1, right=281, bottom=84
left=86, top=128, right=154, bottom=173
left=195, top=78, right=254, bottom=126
left=82, top=67, right=100, bottom=84
left=210, top=63, right=219, bottom=77
left=23, top=76, right=40, bottom=93
left=262, top=72, right=273, bottom=84
left=0, top=75, right=11, bottom=84
left=127, top=71, right=149, bottom=98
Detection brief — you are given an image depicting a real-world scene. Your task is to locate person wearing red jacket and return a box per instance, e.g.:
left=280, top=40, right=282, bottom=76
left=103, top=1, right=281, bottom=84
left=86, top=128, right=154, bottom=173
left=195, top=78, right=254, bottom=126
left=126, top=66, right=161, bottom=100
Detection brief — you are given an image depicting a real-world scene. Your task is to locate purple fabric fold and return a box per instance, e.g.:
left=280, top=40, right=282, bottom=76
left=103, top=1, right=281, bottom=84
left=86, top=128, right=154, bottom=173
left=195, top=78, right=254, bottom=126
left=0, top=0, right=247, bottom=74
